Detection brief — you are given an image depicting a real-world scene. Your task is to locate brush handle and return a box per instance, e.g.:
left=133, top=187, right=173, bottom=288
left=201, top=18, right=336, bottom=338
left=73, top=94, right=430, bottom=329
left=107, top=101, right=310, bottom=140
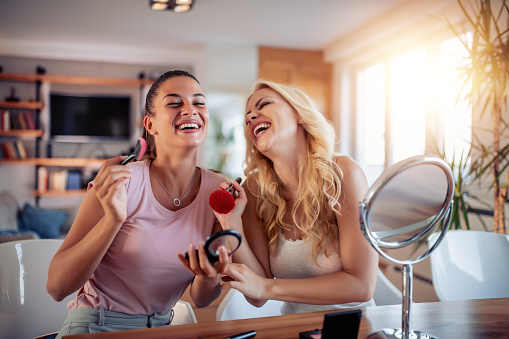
left=120, top=154, right=135, bottom=165
left=226, top=177, right=242, bottom=195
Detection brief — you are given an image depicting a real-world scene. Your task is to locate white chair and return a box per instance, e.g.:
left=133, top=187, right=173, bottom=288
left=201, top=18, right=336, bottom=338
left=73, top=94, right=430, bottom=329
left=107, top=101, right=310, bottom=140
left=172, top=300, right=197, bottom=325
left=216, top=269, right=401, bottom=321
left=0, top=239, right=75, bottom=339
left=428, top=229, right=509, bottom=301
left=373, top=268, right=401, bottom=306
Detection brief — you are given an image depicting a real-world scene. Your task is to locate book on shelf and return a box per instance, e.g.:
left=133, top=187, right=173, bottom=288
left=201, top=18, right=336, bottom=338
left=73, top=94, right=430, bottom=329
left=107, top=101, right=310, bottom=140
left=24, top=111, right=37, bottom=129
left=1, top=110, right=10, bottom=131
left=16, top=112, right=28, bottom=130
left=0, top=110, right=37, bottom=130
left=15, top=140, right=27, bottom=158
left=37, top=167, right=49, bottom=192
left=37, top=168, right=83, bottom=192
left=1, top=141, right=18, bottom=158
left=67, top=170, right=83, bottom=190
left=1, top=142, right=11, bottom=158
left=49, top=170, right=67, bottom=192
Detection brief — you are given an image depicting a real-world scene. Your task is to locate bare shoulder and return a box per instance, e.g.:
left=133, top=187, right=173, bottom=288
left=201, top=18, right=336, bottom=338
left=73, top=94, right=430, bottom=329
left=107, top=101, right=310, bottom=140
left=334, top=155, right=365, bottom=179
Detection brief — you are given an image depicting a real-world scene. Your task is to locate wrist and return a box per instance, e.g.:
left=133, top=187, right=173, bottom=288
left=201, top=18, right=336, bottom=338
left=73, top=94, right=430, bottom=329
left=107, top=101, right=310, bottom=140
left=222, top=218, right=243, bottom=232
left=195, top=274, right=220, bottom=288
left=262, top=276, right=275, bottom=300
left=103, top=210, right=126, bottom=226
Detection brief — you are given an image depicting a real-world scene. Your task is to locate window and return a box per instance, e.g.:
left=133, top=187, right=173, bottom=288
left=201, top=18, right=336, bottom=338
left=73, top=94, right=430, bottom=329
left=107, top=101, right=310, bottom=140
left=356, top=36, right=472, bottom=184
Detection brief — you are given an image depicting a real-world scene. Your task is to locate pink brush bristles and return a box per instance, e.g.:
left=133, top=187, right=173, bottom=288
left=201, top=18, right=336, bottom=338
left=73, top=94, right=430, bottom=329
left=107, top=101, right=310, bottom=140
left=135, top=137, right=147, bottom=161
left=121, top=137, right=147, bottom=165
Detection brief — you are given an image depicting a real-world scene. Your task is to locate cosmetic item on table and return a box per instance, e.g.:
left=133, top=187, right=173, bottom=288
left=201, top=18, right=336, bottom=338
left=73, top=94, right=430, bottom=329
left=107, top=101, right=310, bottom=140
left=121, top=137, right=146, bottom=165
left=299, top=309, right=362, bottom=339
left=226, top=330, right=257, bottom=339
left=209, top=177, right=242, bottom=214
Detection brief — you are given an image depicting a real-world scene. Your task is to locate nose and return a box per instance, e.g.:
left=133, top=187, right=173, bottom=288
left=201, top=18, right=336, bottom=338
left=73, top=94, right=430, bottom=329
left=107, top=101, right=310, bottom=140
left=181, top=106, right=197, bottom=116
left=245, top=111, right=258, bottom=124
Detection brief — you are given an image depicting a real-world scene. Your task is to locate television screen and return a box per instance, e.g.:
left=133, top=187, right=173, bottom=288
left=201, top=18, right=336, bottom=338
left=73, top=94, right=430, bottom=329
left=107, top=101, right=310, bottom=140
left=49, top=93, right=131, bottom=142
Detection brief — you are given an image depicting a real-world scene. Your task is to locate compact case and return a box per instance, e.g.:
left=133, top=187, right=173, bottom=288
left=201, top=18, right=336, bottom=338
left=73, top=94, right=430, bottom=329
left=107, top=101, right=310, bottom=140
left=299, top=309, right=362, bottom=339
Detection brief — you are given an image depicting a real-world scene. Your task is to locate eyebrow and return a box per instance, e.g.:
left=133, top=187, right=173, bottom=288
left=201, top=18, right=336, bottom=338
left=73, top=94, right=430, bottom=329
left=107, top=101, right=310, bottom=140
left=164, top=93, right=206, bottom=99
left=245, top=96, right=272, bottom=116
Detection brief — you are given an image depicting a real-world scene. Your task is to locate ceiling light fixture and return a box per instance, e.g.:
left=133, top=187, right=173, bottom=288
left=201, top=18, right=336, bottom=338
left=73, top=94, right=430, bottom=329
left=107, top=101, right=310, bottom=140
left=150, top=0, right=194, bottom=13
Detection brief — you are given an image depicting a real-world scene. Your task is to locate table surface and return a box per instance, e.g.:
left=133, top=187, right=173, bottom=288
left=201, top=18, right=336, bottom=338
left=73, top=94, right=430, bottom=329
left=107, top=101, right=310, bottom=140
left=64, top=298, right=509, bottom=339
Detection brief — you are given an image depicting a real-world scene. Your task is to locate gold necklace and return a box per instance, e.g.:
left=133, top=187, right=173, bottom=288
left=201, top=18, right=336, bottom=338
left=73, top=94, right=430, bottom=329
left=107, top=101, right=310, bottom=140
left=152, top=163, right=195, bottom=207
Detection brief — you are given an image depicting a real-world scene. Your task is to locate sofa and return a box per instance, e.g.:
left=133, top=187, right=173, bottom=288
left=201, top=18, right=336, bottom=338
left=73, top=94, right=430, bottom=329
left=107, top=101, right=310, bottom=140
left=0, top=191, right=73, bottom=244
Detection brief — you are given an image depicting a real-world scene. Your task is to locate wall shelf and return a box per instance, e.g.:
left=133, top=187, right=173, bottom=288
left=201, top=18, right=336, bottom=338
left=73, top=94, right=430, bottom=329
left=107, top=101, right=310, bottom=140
left=0, top=100, right=44, bottom=110
left=0, top=72, right=153, bottom=88
left=0, top=130, right=44, bottom=138
left=0, top=158, right=105, bottom=167
left=33, top=189, right=88, bottom=197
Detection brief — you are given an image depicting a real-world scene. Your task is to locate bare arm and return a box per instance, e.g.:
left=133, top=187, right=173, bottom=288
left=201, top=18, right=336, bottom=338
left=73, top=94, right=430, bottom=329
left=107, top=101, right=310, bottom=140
left=213, top=179, right=272, bottom=307
left=214, top=179, right=271, bottom=279
left=46, top=157, right=132, bottom=301
left=221, top=157, right=378, bottom=305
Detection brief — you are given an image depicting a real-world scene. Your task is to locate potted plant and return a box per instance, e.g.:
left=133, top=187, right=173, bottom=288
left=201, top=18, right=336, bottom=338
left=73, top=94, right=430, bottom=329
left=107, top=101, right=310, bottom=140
left=435, top=145, right=491, bottom=231
left=447, top=0, right=509, bottom=234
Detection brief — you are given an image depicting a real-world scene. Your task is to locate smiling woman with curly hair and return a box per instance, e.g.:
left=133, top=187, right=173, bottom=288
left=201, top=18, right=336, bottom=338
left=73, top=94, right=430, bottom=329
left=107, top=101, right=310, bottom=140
left=215, top=79, right=379, bottom=315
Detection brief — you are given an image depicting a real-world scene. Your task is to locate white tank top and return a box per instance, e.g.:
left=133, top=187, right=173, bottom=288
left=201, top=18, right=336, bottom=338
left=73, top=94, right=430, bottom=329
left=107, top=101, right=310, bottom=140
left=270, top=231, right=375, bottom=314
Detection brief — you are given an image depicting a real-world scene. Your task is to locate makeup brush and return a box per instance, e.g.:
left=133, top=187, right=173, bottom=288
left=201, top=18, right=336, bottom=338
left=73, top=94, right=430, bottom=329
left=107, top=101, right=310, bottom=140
left=209, top=177, right=242, bottom=214
left=121, top=137, right=147, bottom=165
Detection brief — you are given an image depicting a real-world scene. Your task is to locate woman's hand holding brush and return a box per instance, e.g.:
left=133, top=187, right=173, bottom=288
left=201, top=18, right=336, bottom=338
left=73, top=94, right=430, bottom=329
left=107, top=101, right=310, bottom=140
left=209, top=177, right=243, bottom=214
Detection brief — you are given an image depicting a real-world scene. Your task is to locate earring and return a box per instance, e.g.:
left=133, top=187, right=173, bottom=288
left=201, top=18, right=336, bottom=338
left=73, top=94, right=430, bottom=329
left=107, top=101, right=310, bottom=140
left=298, top=119, right=303, bottom=124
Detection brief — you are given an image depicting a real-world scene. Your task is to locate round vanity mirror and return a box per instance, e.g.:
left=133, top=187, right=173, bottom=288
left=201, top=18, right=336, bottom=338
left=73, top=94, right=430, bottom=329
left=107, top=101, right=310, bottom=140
left=360, top=155, right=454, bottom=339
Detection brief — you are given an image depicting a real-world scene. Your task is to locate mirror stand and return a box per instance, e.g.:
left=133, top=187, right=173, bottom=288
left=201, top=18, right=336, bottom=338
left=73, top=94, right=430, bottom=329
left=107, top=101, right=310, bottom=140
left=360, top=155, right=455, bottom=339
left=370, top=265, right=438, bottom=339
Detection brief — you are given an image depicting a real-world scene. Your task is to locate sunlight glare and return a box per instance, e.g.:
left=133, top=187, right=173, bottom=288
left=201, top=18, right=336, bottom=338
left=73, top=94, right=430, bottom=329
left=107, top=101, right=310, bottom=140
left=390, top=49, right=427, bottom=164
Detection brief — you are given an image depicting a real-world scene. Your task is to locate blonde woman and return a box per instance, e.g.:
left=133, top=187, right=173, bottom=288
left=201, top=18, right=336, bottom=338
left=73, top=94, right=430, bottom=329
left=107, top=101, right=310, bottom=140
left=217, top=80, right=378, bottom=314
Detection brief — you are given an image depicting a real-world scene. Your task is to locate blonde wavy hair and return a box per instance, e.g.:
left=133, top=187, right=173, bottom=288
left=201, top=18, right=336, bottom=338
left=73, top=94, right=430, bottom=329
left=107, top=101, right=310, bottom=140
left=244, top=80, right=343, bottom=263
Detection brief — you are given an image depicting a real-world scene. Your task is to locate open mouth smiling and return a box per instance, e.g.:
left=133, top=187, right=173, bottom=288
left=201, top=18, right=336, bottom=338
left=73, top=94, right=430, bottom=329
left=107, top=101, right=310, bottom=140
left=177, top=122, right=201, bottom=131
left=253, top=123, right=271, bottom=139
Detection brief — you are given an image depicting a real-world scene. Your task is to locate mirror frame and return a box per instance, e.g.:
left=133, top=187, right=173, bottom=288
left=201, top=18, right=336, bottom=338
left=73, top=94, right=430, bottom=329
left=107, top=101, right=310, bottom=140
left=360, top=155, right=455, bottom=265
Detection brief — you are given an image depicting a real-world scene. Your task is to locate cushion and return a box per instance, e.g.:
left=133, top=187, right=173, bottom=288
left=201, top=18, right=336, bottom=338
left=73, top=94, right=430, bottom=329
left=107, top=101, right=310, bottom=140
left=57, top=204, right=80, bottom=233
left=18, top=203, right=68, bottom=239
left=0, top=191, right=19, bottom=231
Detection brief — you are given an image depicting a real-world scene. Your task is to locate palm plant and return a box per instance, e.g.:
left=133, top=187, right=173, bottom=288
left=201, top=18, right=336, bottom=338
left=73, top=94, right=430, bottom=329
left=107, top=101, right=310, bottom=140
left=435, top=146, right=491, bottom=231
left=447, top=0, right=509, bottom=234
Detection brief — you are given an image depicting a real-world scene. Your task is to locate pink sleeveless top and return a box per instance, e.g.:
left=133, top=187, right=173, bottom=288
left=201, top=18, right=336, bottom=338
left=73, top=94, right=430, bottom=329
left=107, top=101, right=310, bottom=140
left=67, top=160, right=226, bottom=315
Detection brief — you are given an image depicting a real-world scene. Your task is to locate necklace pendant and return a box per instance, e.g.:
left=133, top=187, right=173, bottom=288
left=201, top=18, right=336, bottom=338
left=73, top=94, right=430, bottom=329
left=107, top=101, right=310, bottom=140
left=173, top=198, right=181, bottom=207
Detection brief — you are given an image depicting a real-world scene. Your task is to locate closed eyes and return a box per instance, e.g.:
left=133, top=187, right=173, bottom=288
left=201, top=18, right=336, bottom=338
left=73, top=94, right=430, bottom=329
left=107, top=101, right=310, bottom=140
left=167, top=101, right=206, bottom=107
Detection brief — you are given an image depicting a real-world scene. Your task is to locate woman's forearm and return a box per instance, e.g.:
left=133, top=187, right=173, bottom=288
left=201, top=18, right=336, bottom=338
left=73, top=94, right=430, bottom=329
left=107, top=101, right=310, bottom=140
left=189, top=275, right=221, bottom=308
left=264, top=271, right=375, bottom=305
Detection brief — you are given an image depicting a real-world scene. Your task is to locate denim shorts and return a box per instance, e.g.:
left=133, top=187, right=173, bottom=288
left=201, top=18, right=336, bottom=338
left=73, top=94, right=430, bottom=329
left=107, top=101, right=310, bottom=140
left=55, top=307, right=174, bottom=338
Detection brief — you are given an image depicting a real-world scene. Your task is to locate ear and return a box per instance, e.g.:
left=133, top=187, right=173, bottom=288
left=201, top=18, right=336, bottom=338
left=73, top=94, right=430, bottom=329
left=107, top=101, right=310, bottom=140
left=144, top=116, right=156, bottom=135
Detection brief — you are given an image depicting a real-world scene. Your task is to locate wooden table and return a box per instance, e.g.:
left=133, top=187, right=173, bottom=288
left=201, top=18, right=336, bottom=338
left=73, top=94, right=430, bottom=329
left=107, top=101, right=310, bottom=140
left=64, top=298, right=509, bottom=339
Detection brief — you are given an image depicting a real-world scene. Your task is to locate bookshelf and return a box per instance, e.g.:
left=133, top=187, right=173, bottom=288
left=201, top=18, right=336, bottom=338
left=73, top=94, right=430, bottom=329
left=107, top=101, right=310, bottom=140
left=0, top=68, right=147, bottom=202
